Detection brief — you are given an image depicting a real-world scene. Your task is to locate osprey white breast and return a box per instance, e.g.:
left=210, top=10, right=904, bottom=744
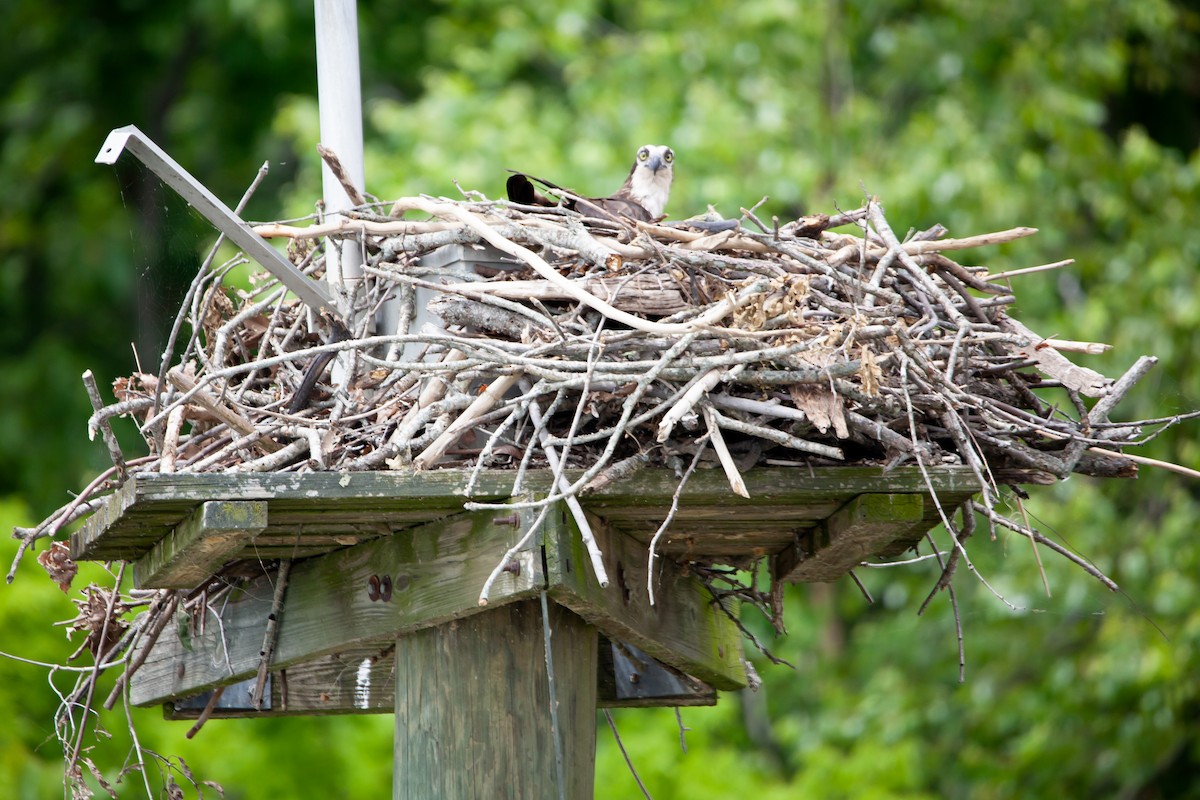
left=623, top=144, right=674, bottom=219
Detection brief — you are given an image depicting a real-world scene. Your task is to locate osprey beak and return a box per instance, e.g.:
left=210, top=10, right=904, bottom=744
left=646, top=153, right=665, bottom=173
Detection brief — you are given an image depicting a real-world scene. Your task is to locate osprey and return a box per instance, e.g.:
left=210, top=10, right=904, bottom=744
left=506, top=144, right=674, bottom=223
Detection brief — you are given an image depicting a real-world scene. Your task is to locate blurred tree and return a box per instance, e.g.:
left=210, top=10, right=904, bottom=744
left=2, top=0, right=1198, bottom=797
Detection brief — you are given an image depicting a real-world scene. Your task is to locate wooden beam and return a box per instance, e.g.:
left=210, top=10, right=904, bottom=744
left=393, top=600, right=597, bottom=800
left=545, top=509, right=747, bottom=691
left=72, top=466, right=980, bottom=562
left=73, top=470, right=523, bottom=561
left=775, top=493, right=925, bottom=583
left=129, top=508, right=543, bottom=706
left=133, top=500, right=267, bottom=589
left=161, top=636, right=714, bottom=719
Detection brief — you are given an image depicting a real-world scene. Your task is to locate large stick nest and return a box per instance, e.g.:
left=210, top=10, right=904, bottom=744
left=91, top=195, right=1151, bottom=490
left=14, top=189, right=1177, bottom=763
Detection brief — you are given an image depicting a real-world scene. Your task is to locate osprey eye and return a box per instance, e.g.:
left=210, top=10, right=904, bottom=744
left=638, top=149, right=649, bottom=161
left=664, top=150, right=674, bottom=163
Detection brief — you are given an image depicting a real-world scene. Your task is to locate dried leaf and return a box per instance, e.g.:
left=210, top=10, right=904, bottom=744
left=859, top=344, right=883, bottom=397
left=789, top=385, right=849, bottom=439
left=66, top=585, right=129, bottom=660
left=82, top=757, right=118, bottom=800
left=37, top=541, right=78, bottom=592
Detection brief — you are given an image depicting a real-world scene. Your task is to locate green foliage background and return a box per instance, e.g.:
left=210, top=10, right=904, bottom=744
left=2, top=0, right=1198, bottom=797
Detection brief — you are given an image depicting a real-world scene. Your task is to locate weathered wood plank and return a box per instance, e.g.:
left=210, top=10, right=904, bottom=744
left=776, top=493, right=925, bottom=583
left=73, top=467, right=979, bottom=561
left=73, top=470, right=524, bottom=560
left=393, top=600, right=597, bottom=800
left=579, top=465, right=978, bottom=504
left=71, top=478, right=154, bottom=560
left=162, top=635, right=714, bottom=718
left=133, top=501, right=267, bottom=589
left=546, top=509, right=747, bottom=691
left=129, top=507, right=543, bottom=706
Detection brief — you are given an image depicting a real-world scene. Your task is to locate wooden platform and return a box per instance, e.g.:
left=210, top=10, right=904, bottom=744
left=69, top=464, right=977, bottom=717
left=73, top=465, right=978, bottom=567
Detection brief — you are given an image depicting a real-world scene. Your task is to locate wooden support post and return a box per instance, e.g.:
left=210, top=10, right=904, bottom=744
left=133, top=500, right=266, bottom=588
left=393, top=599, right=598, bottom=800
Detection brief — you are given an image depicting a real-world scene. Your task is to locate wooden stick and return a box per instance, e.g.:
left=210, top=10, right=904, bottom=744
left=1041, top=338, right=1111, bottom=355
left=973, top=502, right=1118, bottom=591
left=901, top=227, right=1038, bottom=254
left=709, top=409, right=844, bottom=460
left=525, top=394, right=609, bottom=588
left=82, top=370, right=127, bottom=480
left=703, top=405, right=749, bottom=498
left=413, top=373, right=521, bottom=469
left=656, top=365, right=742, bottom=442
left=252, top=560, right=292, bottom=710
left=316, top=144, right=368, bottom=207
left=185, top=686, right=224, bottom=739
left=159, top=405, right=186, bottom=474
left=403, top=197, right=752, bottom=336
left=103, top=591, right=177, bottom=710
left=255, top=217, right=456, bottom=239
left=167, top=369, right=281, bottom=453
left=984, top=259, right=1073, bottom=281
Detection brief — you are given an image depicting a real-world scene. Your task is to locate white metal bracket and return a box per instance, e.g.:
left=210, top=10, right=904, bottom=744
left=95, top=125, right=338, bottom=317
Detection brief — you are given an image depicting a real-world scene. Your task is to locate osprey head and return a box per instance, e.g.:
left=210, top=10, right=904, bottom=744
left=625, top=144, right=674, bottom=219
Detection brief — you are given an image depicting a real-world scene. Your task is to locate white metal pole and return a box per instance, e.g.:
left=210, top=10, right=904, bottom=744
left=314, top=0, right=365, bottom=314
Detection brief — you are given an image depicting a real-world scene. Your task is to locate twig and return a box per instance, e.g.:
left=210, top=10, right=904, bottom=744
left=185, top=687, right=225, bottom=740
left=413, top=374, right=522, bottom=469
left=983, top=259, right=1073, bottom=281
left=604, top=710, right=654, bottom=800
left=973, top=502, right=1118, bottom=591
left=525, top=385, right=610, bottom=588
left=703, top=404, right=749, bottom=498
left=103, top=591, right=178, bottom=710
left=647, top=437, right=709, bottom=606
left=167, top=369, right=281, bottom=454
left=316, top=144, right=367, bottom=207
left=656, top=365, right=743, bottom=442
left=253, top=560, right=292, bottom=710
left=709, top=409, right=844, bottom=460
left=82, top=370, right=127, bottom=480
left=68, top=563, right=127, bottom=771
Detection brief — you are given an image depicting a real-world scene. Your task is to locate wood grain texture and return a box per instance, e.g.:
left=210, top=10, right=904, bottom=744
left=74, top=466, right=979, bottom=562
left=776, top=493, right=925, bottom=583
left=546, top=509, right=747, bottom=691
left=393, top=600, right=597, bottom=800
left=132, top=500, right=266, bottom=589
left=162, top=636, right=712, bottom=719
left=130, top=508, right=542, bottom=706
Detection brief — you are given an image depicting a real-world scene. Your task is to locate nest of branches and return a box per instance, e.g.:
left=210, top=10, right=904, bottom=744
left=17, top=184, right=1187, bottom=784
left=18, top=190, right=1173, bottom=585
left=94, top=195, right=1156, bottom=484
